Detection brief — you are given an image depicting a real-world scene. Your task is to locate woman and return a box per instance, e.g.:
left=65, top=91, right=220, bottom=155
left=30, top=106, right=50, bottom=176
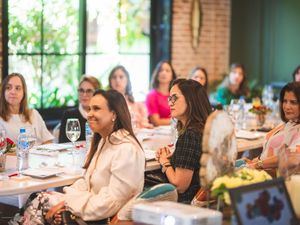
left=156, top=79, right=212, bottom=203
left=108, top=65, right=152, bottom=128
left=0, top=73, right=53, bottom=145
left=189, top=66, right=208, bottom=91
left=215, top=63, right=249, bottom=105
left=59, top=75, right=100, bottom=143
left=10, top=90, right=145, bottom=224
left=247, top=82, right=300, bottom=169
left=145, top=60, right=177, bottom=126
left=292, top=65, right=300, bottom=82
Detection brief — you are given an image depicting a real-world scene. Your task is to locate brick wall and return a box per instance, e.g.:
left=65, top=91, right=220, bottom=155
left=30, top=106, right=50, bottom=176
left=172, top=0, right=231, bottom=89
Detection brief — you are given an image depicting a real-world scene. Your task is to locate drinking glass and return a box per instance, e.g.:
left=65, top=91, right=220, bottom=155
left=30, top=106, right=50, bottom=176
left=25, top=127, right=37, bottom=149
left=0, top=129, right=7, bottom=155
left=66, top=118, right=81, bottom=168
left=66, top=118, right=81, bottom=146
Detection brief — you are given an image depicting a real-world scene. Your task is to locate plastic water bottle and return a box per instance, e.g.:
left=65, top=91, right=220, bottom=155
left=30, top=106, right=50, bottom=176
left=238, top=96, right=246, bottom=130
left=85, top=122, right=93, bottom=151
left=17, top=128, right=30, bottom=172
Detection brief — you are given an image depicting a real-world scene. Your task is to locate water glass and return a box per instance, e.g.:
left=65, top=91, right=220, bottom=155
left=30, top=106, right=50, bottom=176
left=0, top=129, right=7, bottom=155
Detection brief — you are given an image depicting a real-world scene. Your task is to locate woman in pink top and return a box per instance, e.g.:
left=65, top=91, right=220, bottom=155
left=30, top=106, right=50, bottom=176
left=247, top=82, right=300, bottom=169
left=146, top=60, right=177, bottom=126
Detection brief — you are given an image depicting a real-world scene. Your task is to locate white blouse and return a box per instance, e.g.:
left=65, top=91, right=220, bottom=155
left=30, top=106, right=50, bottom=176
left=0, top=109, right=53, bottom=145
left=62, top=129, right=145, bottom=221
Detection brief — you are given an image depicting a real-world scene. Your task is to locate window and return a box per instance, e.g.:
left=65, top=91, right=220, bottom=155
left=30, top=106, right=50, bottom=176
left=6, top=0, right=150, bottom=108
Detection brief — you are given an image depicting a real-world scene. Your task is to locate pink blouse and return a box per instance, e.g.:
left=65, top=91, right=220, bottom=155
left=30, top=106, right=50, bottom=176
left=145, top=89, right=171, bottom=119
left=260, top=122, right=300, bottom=160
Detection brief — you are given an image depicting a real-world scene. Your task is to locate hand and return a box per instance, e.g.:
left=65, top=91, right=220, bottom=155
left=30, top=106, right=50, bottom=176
left=52, top=208, right=66, bottom=225
left=45, top=201, right=65, bottom=223
left=157, top=147, right=172, bottom=165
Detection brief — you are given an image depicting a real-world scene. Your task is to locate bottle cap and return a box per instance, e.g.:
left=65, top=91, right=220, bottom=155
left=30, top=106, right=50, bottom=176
left=20, top=128, right=26, bottom=133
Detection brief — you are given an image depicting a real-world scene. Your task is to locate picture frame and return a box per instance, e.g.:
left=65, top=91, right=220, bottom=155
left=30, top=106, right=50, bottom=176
left=228, top=178, right=299, bottom=225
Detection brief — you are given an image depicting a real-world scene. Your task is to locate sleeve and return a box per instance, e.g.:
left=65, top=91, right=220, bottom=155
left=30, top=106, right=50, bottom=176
left=63, top=143, right=145, bottom=221
left=58, top=111, right=68, bottom=143
left=172, top=130, right=202, bottom=170
left=215, top=87, right=228, bottom=105
left=33, top=110, right=54, bottom=143
left=145, top=91, right=159, bottom=116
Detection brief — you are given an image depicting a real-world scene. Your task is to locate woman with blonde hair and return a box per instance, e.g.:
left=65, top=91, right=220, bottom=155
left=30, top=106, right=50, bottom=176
left=59, top=75, right=101, bottom=143
left=0, top=73, right=53, bottom=145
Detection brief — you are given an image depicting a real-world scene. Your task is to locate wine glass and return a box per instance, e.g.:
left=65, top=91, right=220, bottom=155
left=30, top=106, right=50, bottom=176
left=25, top=127, right=37, bottom=149
left=0, top=129, right=7, bottom=155
left=66, top=119, right=81, bottom=168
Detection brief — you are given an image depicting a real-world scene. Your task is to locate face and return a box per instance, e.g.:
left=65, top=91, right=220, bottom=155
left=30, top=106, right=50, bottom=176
left=158, top=63, right=173, bottom=85
left=87, top=94, right=116, bottom=137
left=282, top=91, right=299, bottom=121
left=191, top=69, right=206, bottom=86
left=4, top=76, right=24, bottom=107
left=78, top=81, right=95, bottom=108
left=229, top=67, right=244, bottom=86
left=110, top=69, right=128, bottom=95
left=295, top=69, right=300, bottom=82
left=168, top=84, right=187, bottom=123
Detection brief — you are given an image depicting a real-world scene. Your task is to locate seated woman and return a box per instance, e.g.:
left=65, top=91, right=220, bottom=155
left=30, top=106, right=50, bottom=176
left=146, top=60, right=177, bottom=126
left=156, top=79, right=212, bottom=203
left=59, top=75, right=100, bottom=143
left=0, top=73, right=53, bottom=145
left=247, top=82, right=300, bottom=169
left=292, top=65, right=300, bottom=82
left=215, top=63, right=249, bottom=105
left=189, top=66, right=208, bottom=91
left=10, top=90, right=145, bottom=224
left=108, top=65, right=152, bottom=128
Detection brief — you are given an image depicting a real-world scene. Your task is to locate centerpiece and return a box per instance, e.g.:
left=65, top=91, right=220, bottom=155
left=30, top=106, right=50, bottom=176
left=249, top=99, right=272, bottom=126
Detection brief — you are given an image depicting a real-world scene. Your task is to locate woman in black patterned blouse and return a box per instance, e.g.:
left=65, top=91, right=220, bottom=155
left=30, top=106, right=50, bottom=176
left=156, top=79, right=212, bottom=203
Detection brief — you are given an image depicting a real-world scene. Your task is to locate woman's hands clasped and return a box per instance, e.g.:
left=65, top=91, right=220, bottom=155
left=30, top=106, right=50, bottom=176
left=156, top=146, right=173, bottom=165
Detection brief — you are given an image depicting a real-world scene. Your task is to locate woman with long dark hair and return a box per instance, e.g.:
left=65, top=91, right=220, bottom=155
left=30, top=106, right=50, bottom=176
left=10, top=90, right=145, bottom=225
left=145, top=60, right=177, bottom=126
left=156, top=79, right=212, bottom=203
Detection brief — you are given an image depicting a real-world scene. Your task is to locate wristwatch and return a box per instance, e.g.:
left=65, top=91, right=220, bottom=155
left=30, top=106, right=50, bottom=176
left=256, top=159, right=264, bottom=169
left=161, top=163, right=172, bottom=173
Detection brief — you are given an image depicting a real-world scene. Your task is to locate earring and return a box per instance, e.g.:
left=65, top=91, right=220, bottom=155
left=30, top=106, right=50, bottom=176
left=112, top=118, right=115, bottom=122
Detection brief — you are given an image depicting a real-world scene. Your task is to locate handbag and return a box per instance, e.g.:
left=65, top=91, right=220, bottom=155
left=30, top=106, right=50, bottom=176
left=61, top=211, right=109, bottom=225
left=144, top=169, right=169, bottom=187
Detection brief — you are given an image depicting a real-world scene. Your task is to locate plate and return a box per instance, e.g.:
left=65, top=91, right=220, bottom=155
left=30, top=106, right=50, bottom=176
left=235, top=130, right=265, bottom=140
left=22, top=168, right=63, bottom=179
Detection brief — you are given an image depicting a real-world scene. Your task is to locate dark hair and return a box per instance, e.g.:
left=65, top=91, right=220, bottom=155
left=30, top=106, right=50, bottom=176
left=79, top=75, right=101, bottom=90
left=171, top=79, right=212, bottom=134
left=83, top=89, right=142, bottom=168
left=151, top=60, right=177, bottom=90
left=279, top=82, right=300, bottom=122
left=228, top=63, right=249, bottom=96
left=0, top=73, right=31, bottom=122
left=189, top=66, right=208, bottom=90
left=292, top=65, right=300, bottom=81
left=108, top=65, right=134, bottom=103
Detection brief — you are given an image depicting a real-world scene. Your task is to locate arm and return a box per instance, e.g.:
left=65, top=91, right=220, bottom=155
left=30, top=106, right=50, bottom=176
left=248, top=156, right=278, bottom=169
left=33, top=109, right=54, bottom=143
left=149, top=114, right=171, bottom=126
left=63, top=142, right=145, bottom=221
left=158, top=131, right=201, bottom=193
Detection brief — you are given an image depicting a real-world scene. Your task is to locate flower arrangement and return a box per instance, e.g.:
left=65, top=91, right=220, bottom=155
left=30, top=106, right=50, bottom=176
left=249, top=105, right=272, bottom=115
left=211, top=168, right=272, bottom=205
left=0, top=138, right=16, bottom=154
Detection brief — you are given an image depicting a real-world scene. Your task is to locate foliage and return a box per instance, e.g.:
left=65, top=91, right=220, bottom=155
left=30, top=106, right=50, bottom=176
left=0, top=138, right=16, bottom=154
left=211, top=168, right=272, bottom=205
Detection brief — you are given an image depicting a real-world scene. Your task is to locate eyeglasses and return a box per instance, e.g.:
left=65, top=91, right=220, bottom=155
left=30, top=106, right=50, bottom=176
left=78, top=88, right=95, bottom=95
left=168, top=94, right=180, bottom=104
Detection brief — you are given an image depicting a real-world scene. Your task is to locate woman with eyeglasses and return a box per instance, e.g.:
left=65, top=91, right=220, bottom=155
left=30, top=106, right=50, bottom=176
left=156, top=79, right=212, bottom=203
left=108, top=65, right=152, bottom=128
left=145, top=60, right=177, bottom=126
left=59, top=75, right=101, bottom=143
left=0, top=73, right=53, bottom=145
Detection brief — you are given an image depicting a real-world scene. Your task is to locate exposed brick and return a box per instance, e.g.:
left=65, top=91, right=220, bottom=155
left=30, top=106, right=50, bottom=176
left=172, top=0, right=230, bottom=87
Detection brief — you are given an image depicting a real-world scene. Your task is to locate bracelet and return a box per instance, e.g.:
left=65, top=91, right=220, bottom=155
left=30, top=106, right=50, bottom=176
left=256, top=159, right=264, bottom=169
left=162, top=161, right=170, bottom=166
left=161, top=164, right=172, bottom=173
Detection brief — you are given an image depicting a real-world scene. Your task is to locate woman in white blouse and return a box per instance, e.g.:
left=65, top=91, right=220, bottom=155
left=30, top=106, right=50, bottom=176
left=10, top=89, right=145, bottom=225
left=0, top=73, right=53, bottom=145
